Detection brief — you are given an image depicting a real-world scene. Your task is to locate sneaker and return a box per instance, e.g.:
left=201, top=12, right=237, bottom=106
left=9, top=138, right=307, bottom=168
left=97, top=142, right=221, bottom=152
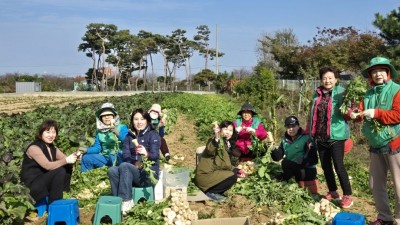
left=205, top=192, right=225, bottom=202
left=325, top=191, right=340, bottom=200
left=370, top=219, right=394, bottom=225
left=121, top=199, right=134, bottom=215
left=340, top=195, right=353, bottom=208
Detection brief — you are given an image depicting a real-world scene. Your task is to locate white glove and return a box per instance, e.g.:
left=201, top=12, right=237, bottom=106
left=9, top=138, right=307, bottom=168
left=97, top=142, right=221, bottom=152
left=235, top=126, right=243, bottom=133
left=65, top=154, right=77, bottom=164
left=111, top=127, right=120, bottom=136
left=245, top=127, right=256, bottom=133
left=136, top=145, right=148, bottom=157
left=350, top=111, right=359, bottom=120
left=362, top=109, right=375, bottom=119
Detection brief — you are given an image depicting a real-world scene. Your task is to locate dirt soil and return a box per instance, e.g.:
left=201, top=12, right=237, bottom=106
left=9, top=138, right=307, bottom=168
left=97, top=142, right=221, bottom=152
left=9, top=97, right=378, bottom=225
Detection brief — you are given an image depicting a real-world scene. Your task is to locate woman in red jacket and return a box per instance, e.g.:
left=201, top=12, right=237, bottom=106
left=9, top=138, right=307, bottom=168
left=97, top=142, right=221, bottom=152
left=350, top=57, right=400, bottom=225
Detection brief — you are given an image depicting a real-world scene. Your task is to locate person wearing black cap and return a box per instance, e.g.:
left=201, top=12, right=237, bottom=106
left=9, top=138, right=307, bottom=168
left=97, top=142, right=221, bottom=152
left=271, top=116, right=318, bottom=194
left=79, top=102, right=129, bottom=172
left=233, top=102, right=268, bottom=160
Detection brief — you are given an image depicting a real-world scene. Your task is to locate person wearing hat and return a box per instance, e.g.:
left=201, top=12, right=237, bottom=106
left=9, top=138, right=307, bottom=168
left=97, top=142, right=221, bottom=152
left=271, top=116, right=318, bottom=194
left=79, top=102, right=128, bottom=172
left=233, top=102, right=268, bottom=160
left=307, top=66, right=353, bottom=208
left=148, top=103, right=171, bottom=161
left=350, top=56, right=400, bottom=225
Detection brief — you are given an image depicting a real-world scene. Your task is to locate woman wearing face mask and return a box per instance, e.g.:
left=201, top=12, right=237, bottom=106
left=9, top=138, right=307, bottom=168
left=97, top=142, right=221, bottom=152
left=195, top=121, right=246, bottom=202
left=108, top=108, right=161, bottom=214
left=148, top=104, right=171, bottom=161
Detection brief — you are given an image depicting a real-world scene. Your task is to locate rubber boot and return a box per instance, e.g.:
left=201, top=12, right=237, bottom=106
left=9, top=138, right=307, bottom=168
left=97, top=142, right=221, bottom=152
left=304, top=179, right=318, bottom=194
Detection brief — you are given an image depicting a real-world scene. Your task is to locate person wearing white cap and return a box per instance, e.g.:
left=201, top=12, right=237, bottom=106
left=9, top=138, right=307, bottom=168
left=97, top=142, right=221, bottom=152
left=148, top=103, right=172, bottom=161
left=79, top=102, right=128, bottom=172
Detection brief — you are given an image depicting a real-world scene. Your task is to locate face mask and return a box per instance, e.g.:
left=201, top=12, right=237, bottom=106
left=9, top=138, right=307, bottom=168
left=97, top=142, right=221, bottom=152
left=150, top=113, right=159, bottom=120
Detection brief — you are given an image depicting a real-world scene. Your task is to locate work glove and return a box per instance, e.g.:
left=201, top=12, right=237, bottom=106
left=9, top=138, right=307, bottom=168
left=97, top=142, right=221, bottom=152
left=245, top=127, right=256, bottom=134
left=78, top=147, right=87, bottom=154
left=237, top=169, right=248, bottom=178
left=165, top=153, right=171, bottom=162
left=136, top=145, right=148, bottom=158
left=350, top=111, right=359, bottom=119
left=362, top=109, right=375, bottom=119
left=65, top=154, right=77, bottom=164
left=111, top=127, right=120, bottom=136
left=235, top=126, right=243, bottom=133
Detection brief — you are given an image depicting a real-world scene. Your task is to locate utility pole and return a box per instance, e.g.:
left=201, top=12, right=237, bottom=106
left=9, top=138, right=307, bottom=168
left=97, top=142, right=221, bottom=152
left=216, top=24, right=219, bottom=75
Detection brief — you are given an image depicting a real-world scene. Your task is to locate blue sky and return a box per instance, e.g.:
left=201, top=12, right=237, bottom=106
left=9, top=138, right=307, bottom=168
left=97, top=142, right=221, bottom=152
left=0, top=0, right=397, bottom=79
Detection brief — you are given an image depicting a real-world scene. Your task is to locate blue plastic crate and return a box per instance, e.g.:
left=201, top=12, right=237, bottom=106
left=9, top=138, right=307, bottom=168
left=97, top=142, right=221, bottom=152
left=333, top=212, right=365, bottom=225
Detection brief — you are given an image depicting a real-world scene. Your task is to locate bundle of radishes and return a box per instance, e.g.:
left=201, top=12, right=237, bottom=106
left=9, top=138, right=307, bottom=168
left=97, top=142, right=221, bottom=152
left=162, top=189, right=198, bottom=225
left=237, top=161, right=255, bottom=181
left=313, top=198, right=341, bottom=221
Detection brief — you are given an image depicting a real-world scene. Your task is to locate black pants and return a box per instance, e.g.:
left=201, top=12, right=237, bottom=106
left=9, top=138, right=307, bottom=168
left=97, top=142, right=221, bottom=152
left=206, top=169, right=238, bottom=194
left=317, top=140, right=352, bottom=195
left=160, top=137, right=170, bottom=156
left=28, top=165, right=72, bottom=204
left=281, top=159, right=317, bottom=182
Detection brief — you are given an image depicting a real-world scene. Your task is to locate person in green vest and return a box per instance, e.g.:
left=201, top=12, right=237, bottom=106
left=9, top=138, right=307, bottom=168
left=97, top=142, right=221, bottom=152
left=350, top=57, right=400, bottom=225
left=79, top=102, right=128, bottom=172
left=271, top=116, right=318, bottom=194
left=307, top=66, right=353, bottom=208
left=233, top=102, right=269, bottom=161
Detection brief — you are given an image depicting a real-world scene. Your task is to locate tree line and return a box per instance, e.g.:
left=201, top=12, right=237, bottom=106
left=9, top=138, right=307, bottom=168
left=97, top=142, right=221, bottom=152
left=78, top=24, right=223, bottom=91
left=1, top=7, right=398, bottom=94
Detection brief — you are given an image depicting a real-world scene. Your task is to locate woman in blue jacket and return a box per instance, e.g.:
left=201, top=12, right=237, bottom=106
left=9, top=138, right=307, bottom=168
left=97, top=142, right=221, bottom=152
left=80, top=103, right=128, bottom=172
left=108, top=108, right=161, bottom=214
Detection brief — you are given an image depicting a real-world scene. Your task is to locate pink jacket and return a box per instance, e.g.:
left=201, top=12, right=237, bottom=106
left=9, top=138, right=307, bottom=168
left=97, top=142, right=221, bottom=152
left=233, top=118, right=268, bottom=155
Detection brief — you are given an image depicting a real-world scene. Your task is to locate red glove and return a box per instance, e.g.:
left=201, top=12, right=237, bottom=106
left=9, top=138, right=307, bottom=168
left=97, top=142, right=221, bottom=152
left=237, top=169, right=247, bottom=178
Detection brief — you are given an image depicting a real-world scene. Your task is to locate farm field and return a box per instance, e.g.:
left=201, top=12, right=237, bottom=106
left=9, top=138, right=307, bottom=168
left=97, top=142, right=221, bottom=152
left=0, top=92, right=380, bottom=225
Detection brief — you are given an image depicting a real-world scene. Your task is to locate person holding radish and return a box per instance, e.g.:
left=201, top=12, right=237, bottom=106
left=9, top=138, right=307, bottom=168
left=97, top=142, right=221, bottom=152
left=233, top=102, right=269, bottom=161
left=21, top=120, right=77, bottom=205
left=148, top=103, right=172, bottom=162
left=271, top=116, right=319, bottom=194
left=307, top=66, right=353, bottom=209
left=108, top=108, right=161, bottom=214
left=349, top=57, right=400, bottom=225
left=195, top=120, right=245, bottom=202
left=79, top=102, right=128, bottom=172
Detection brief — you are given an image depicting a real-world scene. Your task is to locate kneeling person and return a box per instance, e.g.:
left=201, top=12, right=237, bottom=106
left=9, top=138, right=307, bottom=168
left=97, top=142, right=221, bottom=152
left=271, top=116, right=318, bottom=194
left=195, top=121, right=246, bottom=202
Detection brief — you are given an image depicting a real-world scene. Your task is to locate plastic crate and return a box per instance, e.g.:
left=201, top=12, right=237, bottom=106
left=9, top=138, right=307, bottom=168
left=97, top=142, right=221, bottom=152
left=163, top=167, right=190, bottom=188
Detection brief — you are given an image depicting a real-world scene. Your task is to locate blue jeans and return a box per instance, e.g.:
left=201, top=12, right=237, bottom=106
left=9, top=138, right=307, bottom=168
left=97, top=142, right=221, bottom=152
left=81, top=153, right=122, bottom=172
left=108, top=162, right=152, bottom=201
